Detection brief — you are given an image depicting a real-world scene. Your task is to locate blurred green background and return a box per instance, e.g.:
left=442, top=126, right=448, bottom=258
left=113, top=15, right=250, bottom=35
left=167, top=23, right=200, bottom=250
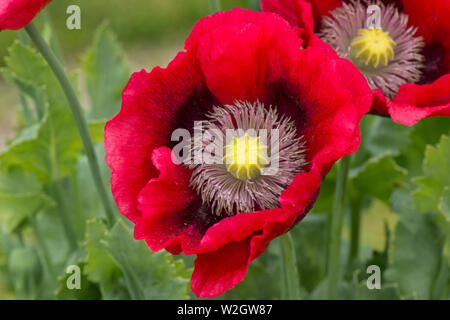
left=0, top=0, right=257, bottom=67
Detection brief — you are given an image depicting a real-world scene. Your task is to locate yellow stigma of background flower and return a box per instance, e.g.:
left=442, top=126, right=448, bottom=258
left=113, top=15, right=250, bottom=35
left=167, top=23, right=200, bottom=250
left=350, top=28, right=396, bottom=69
left=223, top=134, right=269, bottom=180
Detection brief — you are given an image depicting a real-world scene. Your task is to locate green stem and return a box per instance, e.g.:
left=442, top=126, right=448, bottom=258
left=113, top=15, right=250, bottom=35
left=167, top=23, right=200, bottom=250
left=249, top=0, right=261, bottom=10
left=24, top=23, right=116, bottom=227
left=431, top=236, right=450, bottom=300
left=209, top=0, right=221, bottom=13
left=327, top=156, right=351, bottom=300
left=279, top=232, right=301, bottom=300
left=52, top=181, right=78, bottom=251
left=19, top=93, right=34, bottom=126
left=31, top=214, right=57, bottom=285
left=348, top=199, right=362, bottom=265
left=16, top=230, right=24, bottom=246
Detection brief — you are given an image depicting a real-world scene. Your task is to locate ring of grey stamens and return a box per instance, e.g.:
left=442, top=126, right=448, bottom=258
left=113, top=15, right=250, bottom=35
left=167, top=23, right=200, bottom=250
left=188, top=101, right=308, bottom=217
left=319, top=0, right=425, bottom=99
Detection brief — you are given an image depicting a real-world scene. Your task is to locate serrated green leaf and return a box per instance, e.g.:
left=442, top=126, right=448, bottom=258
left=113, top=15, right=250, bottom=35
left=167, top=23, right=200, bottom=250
left=81, top=24, right=130, bottom=120
left=414, top=132, right=450, bottom=215
left=0, top=109, right=82, bottom=183
left=103, top=220, right=191, bottom=300
left=0, top=42, right=93, bottom=183
left=387, top=190, right=443, bottom=299
left=350, top=154, right=407, bottom=205
left=84, top=219, right=128, bottom=299
left=1, top=41, right=68, bottom=113
left=0, top=167, right=54, bottom=233
left=397, top=117, right=450, bottom=177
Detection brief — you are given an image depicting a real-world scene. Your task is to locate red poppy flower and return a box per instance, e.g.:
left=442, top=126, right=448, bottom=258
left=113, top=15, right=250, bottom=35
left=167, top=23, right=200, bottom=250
left=0, top=0, right=51, bottom=31
left=261, top=0, right=450, bottom=125
left=105, top=8, right=371, bottom=297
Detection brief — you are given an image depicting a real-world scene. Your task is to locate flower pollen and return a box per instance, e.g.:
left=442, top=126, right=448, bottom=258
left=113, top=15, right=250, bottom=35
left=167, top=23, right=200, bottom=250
left=223, top=134, right=269, bottom=180
left=350, top=28, right=396, bottom=69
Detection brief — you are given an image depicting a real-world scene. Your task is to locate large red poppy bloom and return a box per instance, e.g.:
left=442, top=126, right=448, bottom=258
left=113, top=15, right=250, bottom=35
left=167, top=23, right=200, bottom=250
left=0, top=0, right=51, bottom=31
left=105, top=8, right=371, bottom=297
left=261, top=0, right=450, bottom=125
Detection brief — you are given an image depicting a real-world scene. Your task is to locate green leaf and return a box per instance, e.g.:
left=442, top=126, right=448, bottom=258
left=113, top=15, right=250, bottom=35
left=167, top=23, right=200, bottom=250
left=0, top=42, right=88, bottom=183
left=1, top=41, right=68, bottom=114
left=221, top=251, right=280, bottom=299
left=291, top=214, right=327, bottom=292
left=349, top=154, right=407, bottom=205
left=84, top=219, right=128, bottom=299
left=397, top=117, right=450, bottom=177
left=102, top=220, right=191, bottom=300
left=0, top=167, right=54, bottom=233
left=81, top=24, right=130, bottom=120
left=387, top=190, right=443, bottom=299
left=414, top=132, right=450, bottom=215
left=439, top=187, right=450, bottom=223
left=72, top=145, right=116, bottom=233
left=8, top=247, right=43, bottom=299
left=365, top=117, right=411, bottom=157
left=88, top=119, right=107, bottom=143
left=0, top=109, right=82, bottom=183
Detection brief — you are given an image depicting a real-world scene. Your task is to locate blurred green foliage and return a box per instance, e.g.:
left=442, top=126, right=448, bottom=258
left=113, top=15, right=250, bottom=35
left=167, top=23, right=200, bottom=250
left=0, top=0, right=255, bottom=67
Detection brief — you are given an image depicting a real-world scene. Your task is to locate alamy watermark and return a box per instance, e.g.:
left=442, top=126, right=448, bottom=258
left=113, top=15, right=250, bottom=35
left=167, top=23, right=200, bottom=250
left=66, top=5, right=81, bottom=30
left=367, top=5, right=381, bottom=29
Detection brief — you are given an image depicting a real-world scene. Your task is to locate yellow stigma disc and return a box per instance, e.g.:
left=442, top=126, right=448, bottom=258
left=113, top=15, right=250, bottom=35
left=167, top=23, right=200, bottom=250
left=350, top=28, right=396, bottom=69
left=223, top=134, right=269, bottom=180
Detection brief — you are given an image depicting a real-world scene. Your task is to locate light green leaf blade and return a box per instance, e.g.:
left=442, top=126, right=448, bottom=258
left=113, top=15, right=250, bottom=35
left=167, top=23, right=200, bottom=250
left=0, top=42, right=105, bottom=183
left=1, top=41, right=68, bottom=113
left=103, top=220, right=191, bottom=300
left=0, top=168, right=54, bottom=233
left=0, top=109, right=82, bottom=183
left=387, top=190, right=443, bottom=299
left=81, top=24, right=130, bottom=120
left=350, top=154, right=407, bottom=205
left=414, top=132, right=450, bottom=214
left=84, top=219, right=128, bottom=299
left=439, top=187, right=450, bottom=224
left=365, top=117, right=411, bottom=157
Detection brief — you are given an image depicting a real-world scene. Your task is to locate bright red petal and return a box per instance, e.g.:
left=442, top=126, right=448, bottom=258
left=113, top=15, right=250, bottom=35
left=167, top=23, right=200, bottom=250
left=105, top=52, right=204, bottom=222
left=0, top=0, right=51, bottom=31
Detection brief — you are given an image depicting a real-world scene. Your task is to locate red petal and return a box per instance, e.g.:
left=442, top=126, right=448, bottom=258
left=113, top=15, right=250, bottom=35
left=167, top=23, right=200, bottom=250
left=403, top=0, right=450, bottom=48
left=134, top=147, right=199, bottom=253
left=186, top=8, right=303, bottom=104
left=0, top=0, right=51, bottom=31
left=192, top=207, right=297, bottom=297
left=105, top=52, right=203, bottom=222
left=389, top=74, right=450, bottom=125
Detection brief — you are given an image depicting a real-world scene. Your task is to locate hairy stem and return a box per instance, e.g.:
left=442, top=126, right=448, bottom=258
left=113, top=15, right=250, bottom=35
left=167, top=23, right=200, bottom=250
left=327, top=156, right=351, bottom=299
left=209, top=0, right=221, bottom=13
left=279, top=232, right=301, bottom=300
left=24, top=23, right=116, bottom=227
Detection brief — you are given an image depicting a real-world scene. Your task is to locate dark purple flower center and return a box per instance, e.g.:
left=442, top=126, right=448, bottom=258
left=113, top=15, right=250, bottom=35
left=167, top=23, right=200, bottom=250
left=187, top=101, right=308, bottom=217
